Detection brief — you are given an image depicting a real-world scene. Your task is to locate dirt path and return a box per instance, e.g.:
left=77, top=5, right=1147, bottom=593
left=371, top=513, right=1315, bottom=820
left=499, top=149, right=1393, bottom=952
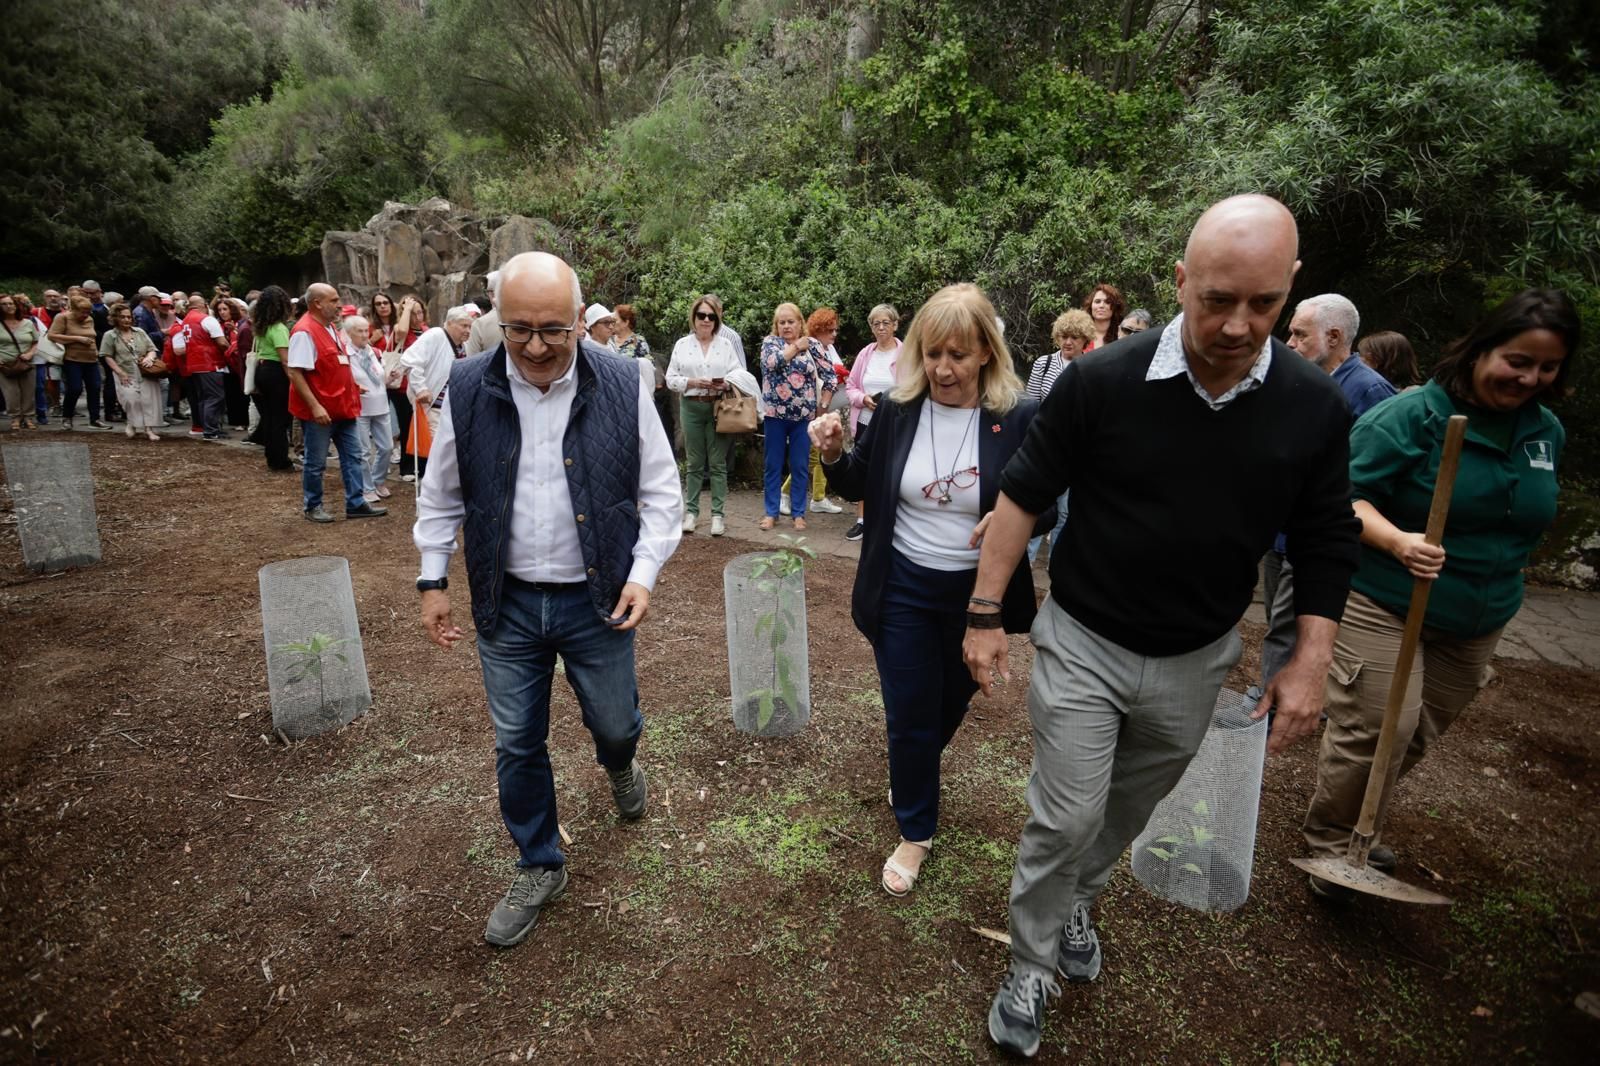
left=1, top=435, right=1596, bottom=1063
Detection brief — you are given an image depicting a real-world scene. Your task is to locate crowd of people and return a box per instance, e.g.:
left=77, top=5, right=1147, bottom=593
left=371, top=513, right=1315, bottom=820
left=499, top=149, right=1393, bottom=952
left=2, top=192, right=1577, bottom=1058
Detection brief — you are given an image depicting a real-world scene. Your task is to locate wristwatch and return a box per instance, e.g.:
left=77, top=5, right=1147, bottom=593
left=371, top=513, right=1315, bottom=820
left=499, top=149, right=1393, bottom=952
left=416, top=576, right=448, bottom=592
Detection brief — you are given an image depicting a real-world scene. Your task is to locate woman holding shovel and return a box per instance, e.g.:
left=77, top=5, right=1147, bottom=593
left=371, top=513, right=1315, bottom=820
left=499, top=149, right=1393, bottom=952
left=1302, top=289, right=1580, bottom=900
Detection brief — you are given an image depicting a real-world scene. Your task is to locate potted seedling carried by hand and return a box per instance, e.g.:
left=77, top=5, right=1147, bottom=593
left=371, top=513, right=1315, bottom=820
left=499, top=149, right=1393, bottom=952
left=724, top=536, right=815, bottom=737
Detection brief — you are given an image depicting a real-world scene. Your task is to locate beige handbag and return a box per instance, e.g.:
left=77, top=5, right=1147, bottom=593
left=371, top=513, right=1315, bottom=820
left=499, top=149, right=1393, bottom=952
left=715, top=391, right=759, bottom=434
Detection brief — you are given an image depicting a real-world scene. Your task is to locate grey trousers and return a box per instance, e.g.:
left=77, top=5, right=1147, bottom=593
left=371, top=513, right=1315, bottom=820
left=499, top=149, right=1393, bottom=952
left=1258, top=550, right=1297, bottom=689
left=1008, top=598, right=1241, bottom=973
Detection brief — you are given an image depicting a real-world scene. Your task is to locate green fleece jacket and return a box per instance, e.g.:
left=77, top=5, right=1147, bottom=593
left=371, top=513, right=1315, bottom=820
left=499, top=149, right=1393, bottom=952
left=1348, top=381, right=1563, bottom=637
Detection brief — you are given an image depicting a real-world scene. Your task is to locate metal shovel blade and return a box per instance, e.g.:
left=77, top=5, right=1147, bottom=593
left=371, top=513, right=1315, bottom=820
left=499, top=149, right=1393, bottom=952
left=1290, top=856, right=1452, bottom=905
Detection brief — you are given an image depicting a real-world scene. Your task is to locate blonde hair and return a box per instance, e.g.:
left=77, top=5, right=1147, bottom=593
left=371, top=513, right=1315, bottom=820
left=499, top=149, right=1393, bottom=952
left=770, top=302, right=804, bottom=335
left=890, top=283, right=1023, bottom=415
left=1051, top=309, right=1095, bottom=346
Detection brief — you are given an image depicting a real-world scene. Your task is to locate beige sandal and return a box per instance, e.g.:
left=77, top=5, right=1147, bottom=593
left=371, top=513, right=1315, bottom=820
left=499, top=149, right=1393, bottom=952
left=881, top=839, right=931, bottom=898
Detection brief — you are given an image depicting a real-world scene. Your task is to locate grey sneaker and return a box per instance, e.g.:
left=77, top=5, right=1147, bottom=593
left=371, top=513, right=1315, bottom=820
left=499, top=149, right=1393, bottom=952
left=1055, top=901, right=1102, bottom=982
left=304, top=507, right=334, bottom=524
left=608, top=759, right=648, bottom=821
left=484, top=865, right=568, bottom=947
left=987, top=963, right=1060, bottom=1058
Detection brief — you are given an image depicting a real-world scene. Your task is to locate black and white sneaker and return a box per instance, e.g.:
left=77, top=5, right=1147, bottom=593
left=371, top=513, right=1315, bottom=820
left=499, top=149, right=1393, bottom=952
left=1055, top=901, right=1102, bottom=982
left=844, top=520, right=865, bottom=542
left=987, top=963, right=1060, bottom=1058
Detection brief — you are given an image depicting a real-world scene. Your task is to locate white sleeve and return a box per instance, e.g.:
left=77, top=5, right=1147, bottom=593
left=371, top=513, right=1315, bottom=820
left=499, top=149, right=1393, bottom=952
left=723, top=337, right=744, bottom=376
left=665, top=337, right=691, bottom=393
left=172, top=328, right=187, bottom=354
left=286, top=330, right=317, bottom=370
left=627, top=371, right=684, bottom=590
left=412, top=397, right=464, bottom=580
left=403, top=331, right=437, bottom=397
left=202, top=315, right=225, bottom=340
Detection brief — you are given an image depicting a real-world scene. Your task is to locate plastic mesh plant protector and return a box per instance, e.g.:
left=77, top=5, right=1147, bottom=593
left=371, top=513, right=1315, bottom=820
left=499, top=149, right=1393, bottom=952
left=259, top=556, right=372, bottom=739
left=2, top=442, right=101, bottom=571
left=724, top=550, right=810, bottom=737
left=1131, top=688, right=1268, bottom=912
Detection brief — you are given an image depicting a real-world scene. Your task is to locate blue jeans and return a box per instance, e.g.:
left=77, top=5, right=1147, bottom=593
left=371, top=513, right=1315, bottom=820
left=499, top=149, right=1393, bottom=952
left=1027, top=490, right=1070, bottom=563
left=299, top=418, right=366, bottom=513
left=763, top=416, right=811, bottom=518
left=356, top=411, right=391, bottom=493
left=62, top=362, right=101, bottom=421
left=477, top=578, right=643, bottom=869
left=874, top=551, right=980, bottom=842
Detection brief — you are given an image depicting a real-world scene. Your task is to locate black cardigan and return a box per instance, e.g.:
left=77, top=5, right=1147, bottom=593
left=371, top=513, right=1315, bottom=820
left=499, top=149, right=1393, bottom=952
left=823, top=393, right=1051, bottom=643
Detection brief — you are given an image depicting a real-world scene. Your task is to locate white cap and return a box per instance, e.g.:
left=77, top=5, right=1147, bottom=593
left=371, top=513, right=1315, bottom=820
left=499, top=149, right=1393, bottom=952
left=584, top=303, right=615, bottom=330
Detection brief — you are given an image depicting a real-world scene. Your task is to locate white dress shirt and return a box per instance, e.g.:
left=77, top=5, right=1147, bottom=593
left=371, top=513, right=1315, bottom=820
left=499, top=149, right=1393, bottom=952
left=413, top=350, right=684, bottom=591
left=1145, top=313, right=1272, bottom=411
left=666, top=333, right=742, bottom=396
left=402, top=326, right=461, bottom=404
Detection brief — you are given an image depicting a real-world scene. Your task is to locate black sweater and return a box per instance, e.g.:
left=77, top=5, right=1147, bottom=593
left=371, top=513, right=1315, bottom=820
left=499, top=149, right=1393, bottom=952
left=999, top=329, right=1361, bottom=657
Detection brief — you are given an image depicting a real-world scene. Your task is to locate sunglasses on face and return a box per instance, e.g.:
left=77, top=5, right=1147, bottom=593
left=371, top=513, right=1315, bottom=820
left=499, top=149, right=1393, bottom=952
left=694, top=311, right=718, bottom=321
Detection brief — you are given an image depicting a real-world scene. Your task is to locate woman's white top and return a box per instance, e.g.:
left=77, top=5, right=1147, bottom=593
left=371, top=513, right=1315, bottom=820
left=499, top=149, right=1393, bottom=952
left=893, top=400, right=983, bottom=572
left=666, top=333, right=742, bottom=396
left=857, top=344, right=899, bottom=426
left=349, top=345, right=390, bottom=416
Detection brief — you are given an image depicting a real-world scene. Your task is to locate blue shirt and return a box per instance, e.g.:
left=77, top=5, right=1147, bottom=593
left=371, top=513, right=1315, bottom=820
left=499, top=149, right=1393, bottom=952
left=133, top=305, right=163, bottom=351
left=1273, top=353, right=1396, bottom=555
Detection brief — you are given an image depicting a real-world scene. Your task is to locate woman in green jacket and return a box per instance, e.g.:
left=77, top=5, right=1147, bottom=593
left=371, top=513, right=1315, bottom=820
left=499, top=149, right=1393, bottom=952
left=1303, top=289, right=1580, bottom=898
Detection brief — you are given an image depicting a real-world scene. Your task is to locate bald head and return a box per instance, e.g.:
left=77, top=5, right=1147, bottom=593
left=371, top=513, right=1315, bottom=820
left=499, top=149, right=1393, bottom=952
left=1175, top=194, right=1302, bottom=385
left=187, top=295, right=207, bottom=311
left=305, top=282, right=340, bottom=325
left=498, top=252, right=586, bottom=392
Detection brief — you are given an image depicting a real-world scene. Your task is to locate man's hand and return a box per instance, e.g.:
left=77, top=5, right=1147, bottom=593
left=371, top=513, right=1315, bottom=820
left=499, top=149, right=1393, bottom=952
left=311, top=402, right=331, bottom=426
left=1252, top=615, right=1338, bottom=754
left=808, top=412, right=845, bottom=461
left=421, top=590, right=463, bottom=649
left=609, top=583, right=651, bottom=631
left=414, top=390, right=432, bottom=409
left=1389, top=531, right=1445, bottom=580
left=963, top=626, right=1010, bottom=697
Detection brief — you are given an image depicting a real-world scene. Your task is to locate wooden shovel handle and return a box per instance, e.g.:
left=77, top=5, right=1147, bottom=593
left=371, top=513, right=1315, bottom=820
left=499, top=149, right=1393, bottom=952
left=1351, top=414, right=1469, bottom=849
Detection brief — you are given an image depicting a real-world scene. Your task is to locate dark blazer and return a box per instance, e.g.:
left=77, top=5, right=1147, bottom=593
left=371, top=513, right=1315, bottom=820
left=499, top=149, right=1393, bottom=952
left=823, top=393, right=1051, bottom=643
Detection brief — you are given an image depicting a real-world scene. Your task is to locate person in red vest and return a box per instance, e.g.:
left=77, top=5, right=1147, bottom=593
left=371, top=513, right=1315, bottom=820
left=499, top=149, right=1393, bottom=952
left=172, top=294, right=229, bottom=439
left=287, top=283, right=389, bottom=523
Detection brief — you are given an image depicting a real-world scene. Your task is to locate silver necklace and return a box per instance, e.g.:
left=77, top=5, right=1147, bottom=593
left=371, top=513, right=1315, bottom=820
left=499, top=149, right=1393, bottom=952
left=928, top=403, right=979, bottom=505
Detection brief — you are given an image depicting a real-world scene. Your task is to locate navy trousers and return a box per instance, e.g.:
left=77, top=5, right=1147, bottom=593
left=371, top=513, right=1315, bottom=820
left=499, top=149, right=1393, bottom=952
left=872, top=550, right=980, bottom=842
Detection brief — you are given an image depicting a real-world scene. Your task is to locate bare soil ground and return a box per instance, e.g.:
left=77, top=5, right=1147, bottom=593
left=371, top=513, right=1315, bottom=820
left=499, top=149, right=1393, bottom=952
left=1, top=435, right=1597, bottom=1063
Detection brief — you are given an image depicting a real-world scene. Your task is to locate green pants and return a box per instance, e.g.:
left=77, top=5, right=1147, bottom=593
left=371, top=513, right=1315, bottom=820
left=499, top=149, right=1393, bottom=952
left=681, top=397, right=727, bottom=517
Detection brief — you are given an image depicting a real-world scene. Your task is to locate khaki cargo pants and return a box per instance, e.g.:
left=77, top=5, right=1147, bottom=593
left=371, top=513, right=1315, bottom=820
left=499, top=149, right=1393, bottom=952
left=1302, top=590, right=1502, bottom=857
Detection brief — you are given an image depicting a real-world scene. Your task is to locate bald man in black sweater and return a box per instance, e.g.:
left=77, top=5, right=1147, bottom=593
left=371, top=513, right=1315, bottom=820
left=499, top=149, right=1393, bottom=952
left=976, top=195, right=1361, bottom=1058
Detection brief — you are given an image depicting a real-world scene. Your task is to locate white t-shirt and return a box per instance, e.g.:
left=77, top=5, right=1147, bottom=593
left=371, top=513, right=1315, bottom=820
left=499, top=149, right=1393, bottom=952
left=892, top=401, right=983, bottom=572
left=858, top=344, right=899, bottom=426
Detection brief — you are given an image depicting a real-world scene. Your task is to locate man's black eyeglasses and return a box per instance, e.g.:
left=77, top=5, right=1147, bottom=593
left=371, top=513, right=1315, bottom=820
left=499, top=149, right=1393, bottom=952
left=501, top=317, right=580, bottom=346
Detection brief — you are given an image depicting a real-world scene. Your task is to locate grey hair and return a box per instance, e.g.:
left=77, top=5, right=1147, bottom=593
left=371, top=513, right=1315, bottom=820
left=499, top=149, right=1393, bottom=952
left=868, top=303, right=900, bottom=326
left=1298, top=293, right=1360, bottom=345
left=1124, top=308, right=1154, bottom=329
left=445, top=304, right=476, bottom=324
left=342, top=314, right=369, bottom=335
left=486, top=270, right=502, bottom=297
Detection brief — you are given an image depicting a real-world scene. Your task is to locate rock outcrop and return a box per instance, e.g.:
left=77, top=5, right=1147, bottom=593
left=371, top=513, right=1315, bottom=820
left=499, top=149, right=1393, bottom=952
left=320, top=200, right=558, bottom=323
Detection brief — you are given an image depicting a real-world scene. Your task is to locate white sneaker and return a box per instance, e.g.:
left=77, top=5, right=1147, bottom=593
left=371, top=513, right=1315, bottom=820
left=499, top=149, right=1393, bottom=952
left=682, top=513, right=697, bottom=533
left=779, top=497, right=791, bottom=516
left=710, top=515, right=725, bottom=537
left=812, top=497, right=842, bottom=514
left=363, top=491, right=380, bottom=503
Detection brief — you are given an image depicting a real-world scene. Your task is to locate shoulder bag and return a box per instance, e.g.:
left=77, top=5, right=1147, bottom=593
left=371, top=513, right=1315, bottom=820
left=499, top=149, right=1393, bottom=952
left=0, top=322, right=32, bottom=378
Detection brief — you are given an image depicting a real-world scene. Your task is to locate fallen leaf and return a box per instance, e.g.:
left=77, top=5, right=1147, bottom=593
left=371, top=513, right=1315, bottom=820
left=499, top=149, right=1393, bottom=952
left=969, top=926, right=1012, bottom=947
left=558, top=823, right=573, bottom=846
left=1482, top=767, right=1499, bottom=778
left=1417, top=862, right=1446, bottom=883
left=1471, top=1005, right=1494, bottom=1018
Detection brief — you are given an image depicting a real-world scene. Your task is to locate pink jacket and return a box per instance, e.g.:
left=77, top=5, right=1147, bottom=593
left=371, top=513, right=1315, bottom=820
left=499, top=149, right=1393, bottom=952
left=845, top=339, right=901, bottom=434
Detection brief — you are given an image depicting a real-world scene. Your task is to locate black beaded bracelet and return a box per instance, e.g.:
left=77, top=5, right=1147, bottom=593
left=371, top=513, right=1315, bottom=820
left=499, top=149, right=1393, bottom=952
left=968, top=596, right=1003, bottom=610
left=965, top=611, right=1004, bottom=630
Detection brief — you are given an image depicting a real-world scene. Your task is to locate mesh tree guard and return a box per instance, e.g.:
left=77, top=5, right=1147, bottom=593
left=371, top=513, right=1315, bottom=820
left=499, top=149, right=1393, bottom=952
left=259, top=556, right=372, bottom=739
left=724, top=551, right=810, bottom=737
left=2, top=442, right=101, bottom=571
left=1131, top=689, right=1268, bottom=912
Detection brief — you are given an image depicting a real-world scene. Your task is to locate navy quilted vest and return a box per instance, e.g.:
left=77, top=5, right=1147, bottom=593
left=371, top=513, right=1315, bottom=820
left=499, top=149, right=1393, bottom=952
left=448, top=343, right=641, bottom=636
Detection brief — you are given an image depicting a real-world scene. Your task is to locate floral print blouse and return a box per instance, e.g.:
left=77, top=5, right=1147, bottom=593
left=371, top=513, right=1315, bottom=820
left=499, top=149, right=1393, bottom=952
left=760, top=334, right=838, bottom=421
